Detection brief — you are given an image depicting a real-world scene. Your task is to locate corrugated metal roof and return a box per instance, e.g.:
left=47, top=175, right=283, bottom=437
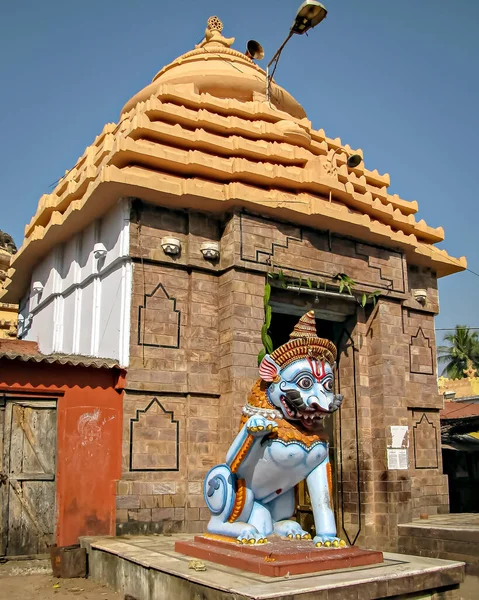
left=441, top=401, right=479, bottom=420
left=0, top=350, right=121, bottom=370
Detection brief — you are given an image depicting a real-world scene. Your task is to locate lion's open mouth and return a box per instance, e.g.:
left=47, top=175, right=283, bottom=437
left=280, top=395, right=328, bottom=429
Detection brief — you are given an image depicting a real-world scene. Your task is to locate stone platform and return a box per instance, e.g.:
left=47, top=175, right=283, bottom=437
left=81, top=534, right=465, bottom=600
left=399, top=513, right=479, bottom=571
left=175, top=535, right=383, bottom=576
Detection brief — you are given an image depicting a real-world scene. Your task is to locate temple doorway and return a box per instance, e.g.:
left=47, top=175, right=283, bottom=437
left=268, top=286, right=359, bottom=541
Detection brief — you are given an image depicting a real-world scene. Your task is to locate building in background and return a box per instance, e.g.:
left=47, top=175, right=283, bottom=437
left=0, top=230, right=18, bottom=339
left=439, top=364, right=479, bottom=513
left=0, top=17, right=467, bottom=552
left=0, top=338, right=125, bottom=555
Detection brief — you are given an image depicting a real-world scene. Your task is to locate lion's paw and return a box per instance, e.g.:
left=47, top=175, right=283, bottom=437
left=274, top=520, right=311, bottom=540
left=313, top=534, right=347, bottom=548
left=246, top=416, right=278, bottom=436
left=236, top=527, right=267, bottom=545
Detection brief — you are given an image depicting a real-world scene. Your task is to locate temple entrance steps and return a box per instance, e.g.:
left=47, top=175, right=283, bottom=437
left=399, top=513, right=479, bottom=572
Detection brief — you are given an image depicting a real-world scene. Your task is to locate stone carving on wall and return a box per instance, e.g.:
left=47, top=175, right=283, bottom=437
left=129, top=399, right=179, bottom=472
left=137, top=282, right=181, bottom=348
left=409, top=328, right=434, bottom=375
left=238, top=212, right=406, bottom=293
left=202, top=311, right=346, bottom=547
left=239, top=211, right=303, bottom=265
left=413, top=413, right=438, bottom=469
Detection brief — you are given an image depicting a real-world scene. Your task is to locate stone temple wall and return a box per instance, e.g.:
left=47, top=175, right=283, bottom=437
left=116, top=201, right=447, bottom=552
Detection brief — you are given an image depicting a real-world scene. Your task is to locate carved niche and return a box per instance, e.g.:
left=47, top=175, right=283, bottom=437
left=409, top=328, right=434, bottom=375
left=129, top=399, right=179, bottom=472
left=137, top=282, right=181, bottom=348
left=412, top=412, right=439, bottom=470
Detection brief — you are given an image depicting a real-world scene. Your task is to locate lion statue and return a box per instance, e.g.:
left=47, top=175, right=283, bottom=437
left=203, top=310, right=345, bottom=547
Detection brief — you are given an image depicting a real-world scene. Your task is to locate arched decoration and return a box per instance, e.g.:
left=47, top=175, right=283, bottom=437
left=137, top=282, right=181, bottom=348
left=413, top=413, right=439, bottom=470
left=129, top=399, right=180, bottom=472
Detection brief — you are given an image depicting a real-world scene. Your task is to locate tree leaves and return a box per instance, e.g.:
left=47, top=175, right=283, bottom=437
left=257, top=348, right=267, bottom=366
left=261, top=324, right=273, bottom=354
left=265, top=304, right=272, bottom=329
left=258, top=279, right=274, bottom=364
left=264, top=282, right=271, bottom=308
left=334, top=273, right=356, bottom=296
left=437, top=325, right=479, bottom=379
left=368, top=291, right=381, bottom=306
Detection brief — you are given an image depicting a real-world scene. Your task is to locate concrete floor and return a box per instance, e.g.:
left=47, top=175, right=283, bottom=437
left=399, top=513, right=479, bottom=568
left=402, top=513, right=479, bottom=529
left=0, top=553, right=473, bottom=599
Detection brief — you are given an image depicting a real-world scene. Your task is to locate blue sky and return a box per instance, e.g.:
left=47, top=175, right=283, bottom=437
left=0, top=0, right=477, bottom=336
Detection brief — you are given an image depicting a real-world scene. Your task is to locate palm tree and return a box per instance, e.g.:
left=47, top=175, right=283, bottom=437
left=437, top=325, right=479, bottom=379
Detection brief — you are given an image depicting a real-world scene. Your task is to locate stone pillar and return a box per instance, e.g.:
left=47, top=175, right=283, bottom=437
left=117, top=204, right=224, bottom=535
left=359, top=300, right=411, bottom=551
left=217, top=269, right=264, bottom=458
left=340, top=292, right=447, bottom=553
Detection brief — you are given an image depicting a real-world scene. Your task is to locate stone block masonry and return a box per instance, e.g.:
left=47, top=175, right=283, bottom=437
left=398, top=514, right=479, bottom=572
left=117, top=202, right=448, bottom=550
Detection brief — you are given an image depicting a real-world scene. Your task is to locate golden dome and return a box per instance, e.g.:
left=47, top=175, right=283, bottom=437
left=121, top=16, right=306, bottom=119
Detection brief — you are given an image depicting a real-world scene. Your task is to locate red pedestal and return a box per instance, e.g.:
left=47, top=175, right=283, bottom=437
left=175, top=535, right=384, bottom=577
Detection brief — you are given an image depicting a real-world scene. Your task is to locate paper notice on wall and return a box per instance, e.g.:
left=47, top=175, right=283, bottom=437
left=390, top=425, right=409, bottom=448
left=387, top=448, right=408, bottom=470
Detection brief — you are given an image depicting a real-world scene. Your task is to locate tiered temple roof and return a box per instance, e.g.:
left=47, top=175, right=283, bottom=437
left=0, top=230, right=18, bottom=336
left=1, top=17, right=466, bottom=302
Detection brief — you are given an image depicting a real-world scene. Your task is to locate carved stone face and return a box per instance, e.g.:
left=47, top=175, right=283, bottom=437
left=262, top=356, right=336, bottom=429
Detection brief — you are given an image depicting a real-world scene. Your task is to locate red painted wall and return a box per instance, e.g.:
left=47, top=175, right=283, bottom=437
left=0, top=358, right=124, bottom=547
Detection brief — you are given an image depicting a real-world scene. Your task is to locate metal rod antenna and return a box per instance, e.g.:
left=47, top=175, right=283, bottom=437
left=267, top=31, right=294, bottom=70
left=265, top=31, right=294, bottom=103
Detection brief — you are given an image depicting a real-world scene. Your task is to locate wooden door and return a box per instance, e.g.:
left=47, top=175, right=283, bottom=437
left=0, top=399, right=57, bottom=556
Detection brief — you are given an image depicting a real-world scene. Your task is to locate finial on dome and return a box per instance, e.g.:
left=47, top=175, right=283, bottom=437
left=207, top=16, right=223, bottom=32
left=290, top=310, right=318, bottom=339
left=196, top=15, right=235, bottom=49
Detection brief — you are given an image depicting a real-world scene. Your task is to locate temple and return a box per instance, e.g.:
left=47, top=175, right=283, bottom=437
left=0, top=15, right=466, bottom=554
left=0, top=230, right=17, bottom=338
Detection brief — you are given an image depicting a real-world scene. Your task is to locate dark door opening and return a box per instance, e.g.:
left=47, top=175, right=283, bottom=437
left=442, top=448, right=479, bottom=513
left=269, top=312, right=337, bottom=351
left=267, top=287, right=359, bottom=542
left=268, top=306, right=348, bottom=538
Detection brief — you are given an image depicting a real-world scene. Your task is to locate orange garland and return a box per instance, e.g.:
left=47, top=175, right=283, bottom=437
left=227, top=478, right=247, bottom=523
left=230, top=434, right=254, bottom=473
left=326, top=461, right=333, bottom=501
